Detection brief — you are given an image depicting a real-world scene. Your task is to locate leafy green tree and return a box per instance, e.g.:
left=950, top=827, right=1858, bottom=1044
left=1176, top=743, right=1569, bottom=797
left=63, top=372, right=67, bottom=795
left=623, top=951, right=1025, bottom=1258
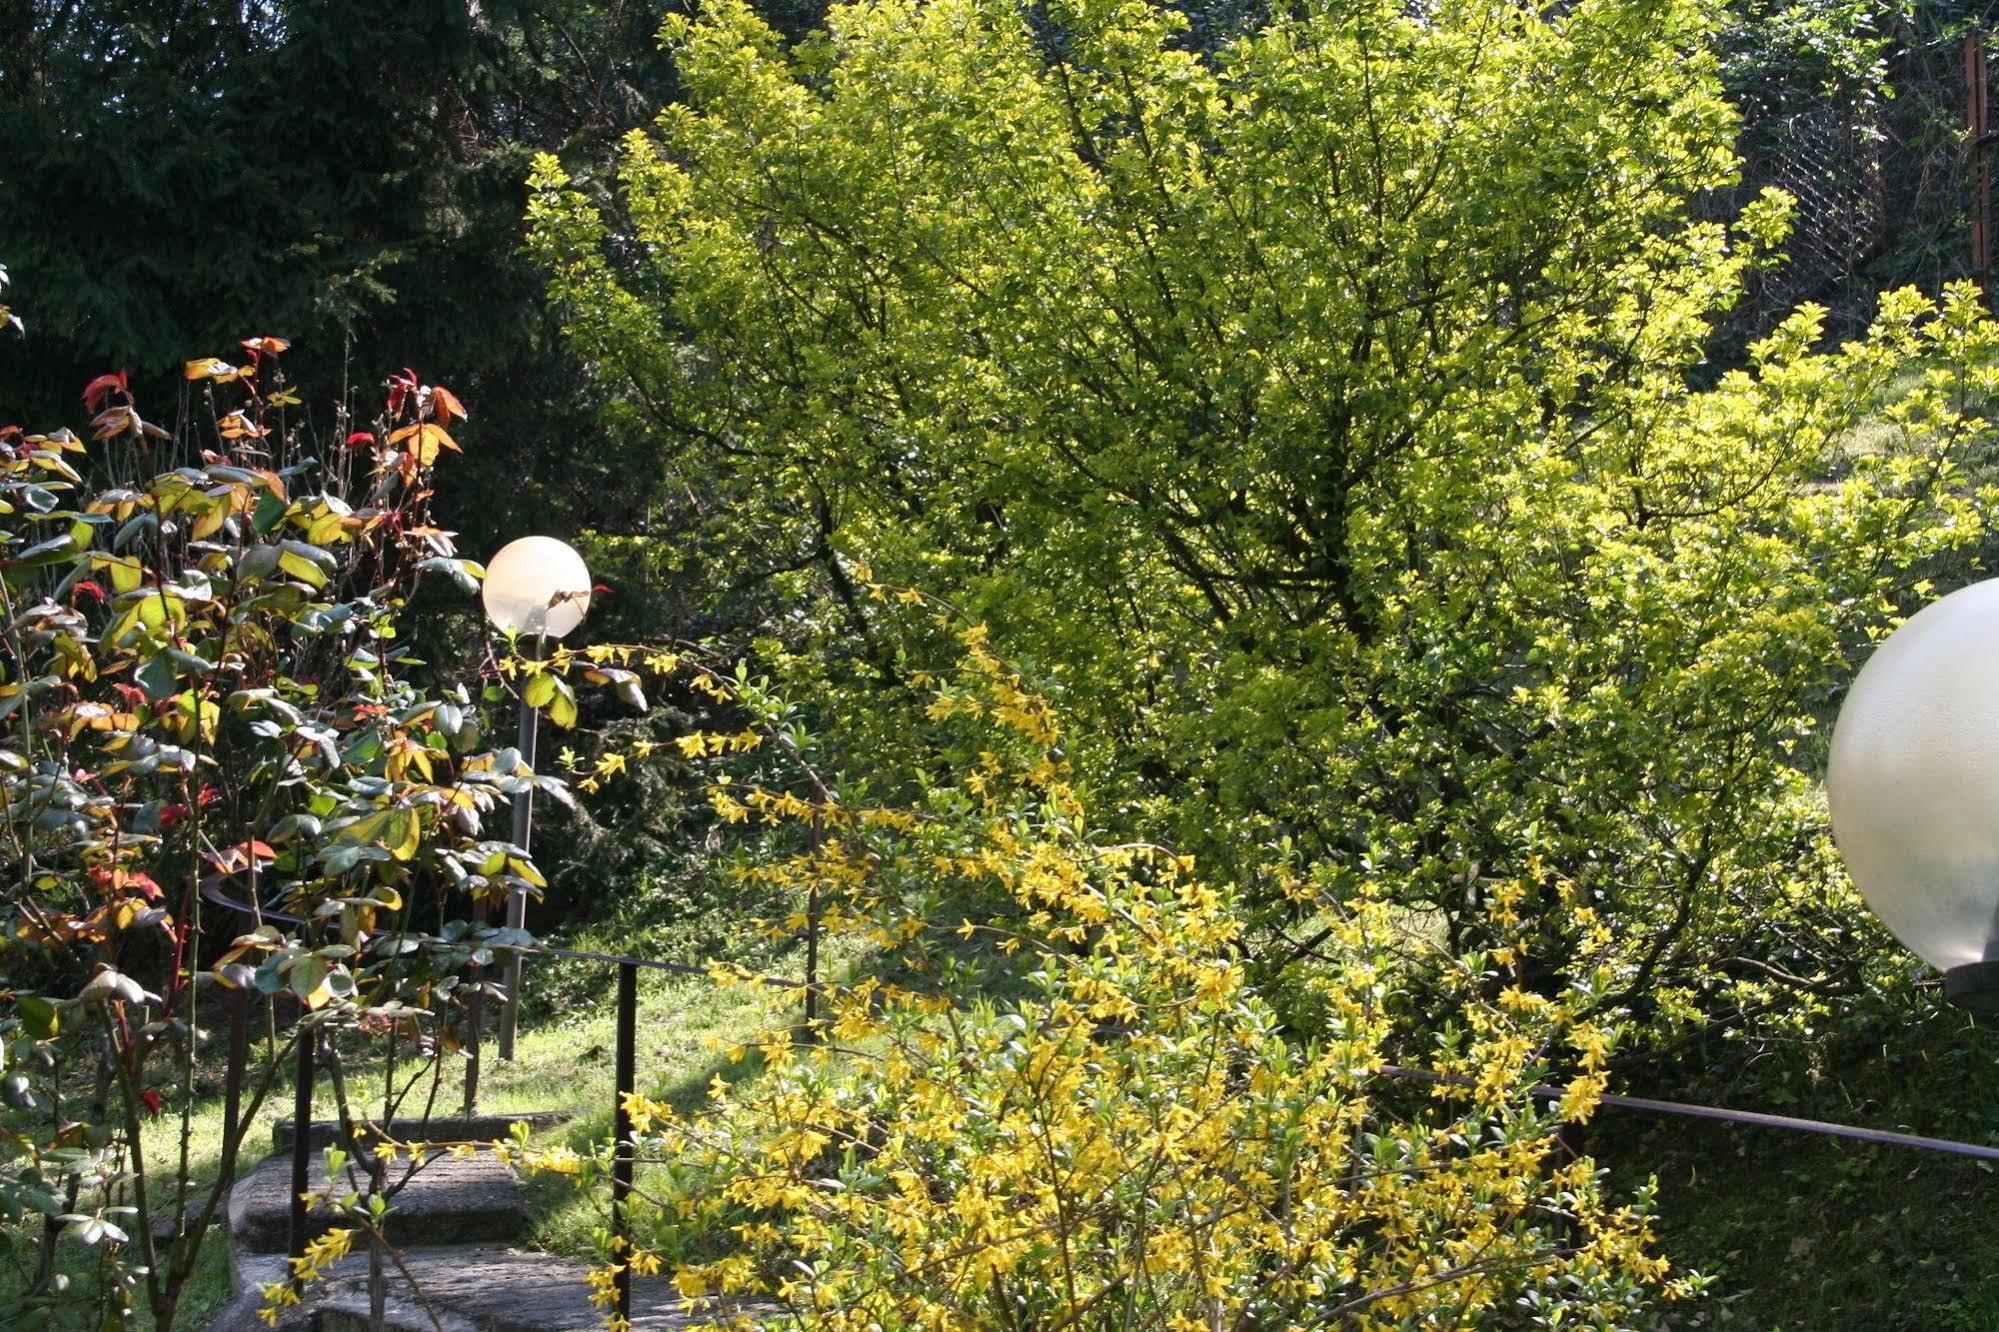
left=528, top=0, right=1999, bottom=1044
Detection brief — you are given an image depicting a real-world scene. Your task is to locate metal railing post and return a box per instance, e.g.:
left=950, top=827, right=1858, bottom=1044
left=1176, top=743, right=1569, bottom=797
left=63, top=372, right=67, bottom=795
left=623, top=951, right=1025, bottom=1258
left=288, top=1024, right=315, bottom=1263
left=613, top=960, right=638, bottom=1323
left=223, top=986, right=248, bottom=1146
left=500, top=697, right=539, bottom=1059
left=464, top=896, right=485, bottom=1116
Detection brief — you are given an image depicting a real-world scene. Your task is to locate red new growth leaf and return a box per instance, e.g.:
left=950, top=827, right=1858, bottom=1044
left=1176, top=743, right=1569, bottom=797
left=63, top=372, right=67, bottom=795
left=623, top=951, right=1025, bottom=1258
left=430, top=385, right=468, bottom=423
left=82, top=371, right=129, bottom=414
left=346, top=431, right=377, bottom=450
left=84, top=867, right=162, bottom=900
left=71, top=579, right=106, bottom=604
left=385, top=368, right=420, bottom=417
left=592, top=583, right=613, bottom=595
left=138, top=1089, right=164, bottom=1119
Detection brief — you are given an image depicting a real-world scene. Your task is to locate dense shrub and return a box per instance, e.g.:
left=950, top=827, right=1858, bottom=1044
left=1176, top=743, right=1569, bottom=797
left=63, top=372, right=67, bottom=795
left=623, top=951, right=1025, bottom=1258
left=528, top=628, right=1700, bottom=1328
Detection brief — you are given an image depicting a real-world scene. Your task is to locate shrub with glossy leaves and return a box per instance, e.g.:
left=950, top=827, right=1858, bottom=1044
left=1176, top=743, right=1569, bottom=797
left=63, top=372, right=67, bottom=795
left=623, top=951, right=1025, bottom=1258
left=0, top=328, right=573, bottom=1327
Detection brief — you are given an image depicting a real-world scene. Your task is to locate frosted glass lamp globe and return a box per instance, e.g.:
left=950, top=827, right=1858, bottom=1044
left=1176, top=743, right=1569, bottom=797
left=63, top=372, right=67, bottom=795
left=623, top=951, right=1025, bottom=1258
left=1829, top=578, right=1999, bottom=1008
left=481, top=536, right=591, bottom=640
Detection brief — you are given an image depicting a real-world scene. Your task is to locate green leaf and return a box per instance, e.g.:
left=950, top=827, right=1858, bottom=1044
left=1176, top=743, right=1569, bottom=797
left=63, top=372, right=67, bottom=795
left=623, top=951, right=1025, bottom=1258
left=275, top=543, right=331, bottom=588
left=113, top=512, right=158, bottom=549
left=546, top=676, right=578, bottom=729
left=417, top=556, right=483, bottom=595
left=237, top=544, right=281, bottom=582
left=95, top=553, right=145, bottom=594
left=12, top=534, right=77, bottom=567
left=16, top=996, right=58, bottom=1040
left=388, top=808, right=423, bottom=861
left=522, top=672, right=558, bottom=710
left=288, top=956, right=330, bottom=1009
left=252, top=494, right=289, bottom=535
left=135, top=654, right=177, bottom=701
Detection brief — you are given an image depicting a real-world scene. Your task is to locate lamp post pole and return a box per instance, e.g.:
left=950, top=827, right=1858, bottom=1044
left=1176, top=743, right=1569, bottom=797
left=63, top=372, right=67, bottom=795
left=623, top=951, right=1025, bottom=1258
left=499, top=677, right=539, bottom=1059
left=480, top=537, right=592, bottom=1063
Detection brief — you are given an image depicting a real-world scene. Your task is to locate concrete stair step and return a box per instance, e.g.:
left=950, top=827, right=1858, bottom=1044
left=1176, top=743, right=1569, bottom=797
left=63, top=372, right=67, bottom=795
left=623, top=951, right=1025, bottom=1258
left=228, top=1151, right=528, bottom=1256
left=271, top=1112, right=574, bottom=1154
left=212, top=1111, right=776, bottom=1329
left=212, top=1245, right=772, bottom=1330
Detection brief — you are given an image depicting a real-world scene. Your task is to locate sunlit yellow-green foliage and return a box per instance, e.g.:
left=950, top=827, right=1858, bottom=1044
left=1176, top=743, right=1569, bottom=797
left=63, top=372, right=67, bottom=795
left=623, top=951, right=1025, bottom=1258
left=529, top=0, right=1999, bottom=1046
left=533, top=633, right=1696, bottom=1327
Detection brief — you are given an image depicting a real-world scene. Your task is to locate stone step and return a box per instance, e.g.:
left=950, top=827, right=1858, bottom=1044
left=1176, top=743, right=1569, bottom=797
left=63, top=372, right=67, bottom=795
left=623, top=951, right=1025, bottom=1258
left=228, top=1151, right=528, bottom=1256
left=212, top=1246, right=774, bottom=1330
left=272, top=1112, right=574, bottom=1154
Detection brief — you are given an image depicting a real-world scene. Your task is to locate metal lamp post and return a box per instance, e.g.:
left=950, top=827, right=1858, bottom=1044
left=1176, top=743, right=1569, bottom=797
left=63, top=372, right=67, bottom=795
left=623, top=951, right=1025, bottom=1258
left=481, top=535, right=593, bottom=1059
left=1829, top=578, right=1999, bottom=1011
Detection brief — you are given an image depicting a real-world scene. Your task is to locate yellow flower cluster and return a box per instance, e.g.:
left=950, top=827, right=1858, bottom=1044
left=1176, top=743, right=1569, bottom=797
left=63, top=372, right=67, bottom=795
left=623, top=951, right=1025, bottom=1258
left=502, top=628, right=1688, bottom=1329
left=257, top=1226, right=354, bottom=1324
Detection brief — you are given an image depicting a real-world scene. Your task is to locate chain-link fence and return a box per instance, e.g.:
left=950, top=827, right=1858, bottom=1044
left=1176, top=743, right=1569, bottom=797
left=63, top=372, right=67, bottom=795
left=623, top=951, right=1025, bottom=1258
left=1712, top=8, right=1984, bottom=352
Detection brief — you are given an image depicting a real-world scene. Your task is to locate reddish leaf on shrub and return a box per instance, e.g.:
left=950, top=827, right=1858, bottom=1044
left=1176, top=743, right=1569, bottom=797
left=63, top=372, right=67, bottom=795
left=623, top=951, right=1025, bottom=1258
left=385, top=368, right=419, bottom=417
left=82, top=371, right=128, bottom=413
left=202, top=840, right=277, bottom=875
left=430, top=385, right=468, bottom=423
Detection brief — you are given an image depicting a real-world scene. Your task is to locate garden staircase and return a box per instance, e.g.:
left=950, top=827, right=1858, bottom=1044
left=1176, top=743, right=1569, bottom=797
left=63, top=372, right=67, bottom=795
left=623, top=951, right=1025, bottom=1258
left=206, top=1114, right=747, bottom=1330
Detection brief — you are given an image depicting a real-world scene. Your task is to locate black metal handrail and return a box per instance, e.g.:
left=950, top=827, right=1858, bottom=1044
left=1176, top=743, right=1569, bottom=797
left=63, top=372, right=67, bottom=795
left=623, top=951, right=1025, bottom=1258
left=1378, top=1065, right=1999, bottom=1164
left=202, top=880, right=815, bottom=1325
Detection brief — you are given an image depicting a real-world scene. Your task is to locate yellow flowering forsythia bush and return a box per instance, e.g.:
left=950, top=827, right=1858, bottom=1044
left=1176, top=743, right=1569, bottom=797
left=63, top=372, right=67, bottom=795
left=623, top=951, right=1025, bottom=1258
left=524, top=627, right=1697, bottom=1328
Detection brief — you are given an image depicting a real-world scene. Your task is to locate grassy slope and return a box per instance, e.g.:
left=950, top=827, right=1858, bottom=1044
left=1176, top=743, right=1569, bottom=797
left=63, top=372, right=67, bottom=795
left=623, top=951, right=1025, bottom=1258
left=1598, top=1003, right=1999, bottom=1330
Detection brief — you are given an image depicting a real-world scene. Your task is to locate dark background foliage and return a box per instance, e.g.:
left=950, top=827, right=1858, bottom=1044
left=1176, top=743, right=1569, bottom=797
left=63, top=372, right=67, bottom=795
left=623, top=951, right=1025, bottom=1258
left=0, top=0, right=687, bottom=565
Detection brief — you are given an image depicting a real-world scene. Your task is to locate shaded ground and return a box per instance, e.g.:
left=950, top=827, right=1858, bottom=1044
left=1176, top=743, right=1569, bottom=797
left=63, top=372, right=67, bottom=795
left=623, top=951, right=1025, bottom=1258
left=1598, top=1000, right=1999, bottom=1329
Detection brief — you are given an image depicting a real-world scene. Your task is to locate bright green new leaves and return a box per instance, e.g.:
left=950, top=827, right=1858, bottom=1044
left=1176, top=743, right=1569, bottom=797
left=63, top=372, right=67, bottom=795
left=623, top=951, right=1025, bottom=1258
left=530, top=0, right=1999, bottom=1051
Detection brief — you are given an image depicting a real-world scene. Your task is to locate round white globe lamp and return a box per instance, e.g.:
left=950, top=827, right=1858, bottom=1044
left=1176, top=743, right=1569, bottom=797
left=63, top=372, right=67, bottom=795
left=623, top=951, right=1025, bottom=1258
left=481, top=536, right=592, bottom=640
left=1829, top=578, right=1999, bottom=1010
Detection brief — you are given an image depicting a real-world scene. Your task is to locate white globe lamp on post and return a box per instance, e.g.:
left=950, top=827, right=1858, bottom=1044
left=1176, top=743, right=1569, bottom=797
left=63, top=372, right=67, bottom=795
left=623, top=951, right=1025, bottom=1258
left=481, top=535, right=593, bottom=641
left=481, top=536, right=593, bottom=1062
left=1829, top=578, right=1999, bottom=1011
